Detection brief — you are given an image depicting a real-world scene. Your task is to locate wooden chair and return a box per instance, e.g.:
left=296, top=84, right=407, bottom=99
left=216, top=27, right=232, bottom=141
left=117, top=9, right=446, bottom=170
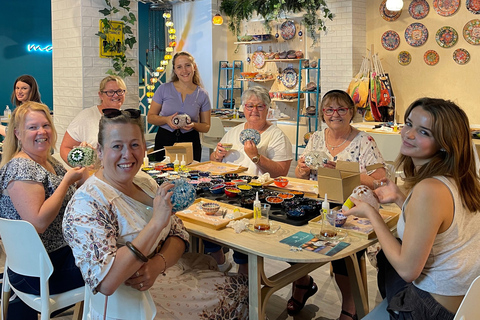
left=0, top=218, right=84, bottom=320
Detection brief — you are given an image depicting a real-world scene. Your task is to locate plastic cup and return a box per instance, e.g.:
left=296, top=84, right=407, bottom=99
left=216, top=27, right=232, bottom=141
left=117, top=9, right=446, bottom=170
left=318, top=209, right=337, bottom=240
left=254, top=203, right=271, bottom=231
left=222, top=143, right=233, bottom=151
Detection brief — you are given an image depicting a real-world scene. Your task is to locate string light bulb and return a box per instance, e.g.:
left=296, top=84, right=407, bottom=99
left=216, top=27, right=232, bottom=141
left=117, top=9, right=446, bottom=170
left=212, top=13, right=223, bottom=25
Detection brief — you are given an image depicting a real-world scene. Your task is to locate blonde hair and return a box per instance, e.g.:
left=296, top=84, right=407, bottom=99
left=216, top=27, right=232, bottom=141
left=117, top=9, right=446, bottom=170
left=99, top=75, right=127, bottom=92
left=170, top=51, right=203, bottom=87
left=1, top=102, right=56, bottom=167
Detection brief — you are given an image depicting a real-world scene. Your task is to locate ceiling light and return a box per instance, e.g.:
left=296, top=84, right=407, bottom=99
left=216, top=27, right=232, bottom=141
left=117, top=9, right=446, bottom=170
left=386, top=0, right=403, bottom=11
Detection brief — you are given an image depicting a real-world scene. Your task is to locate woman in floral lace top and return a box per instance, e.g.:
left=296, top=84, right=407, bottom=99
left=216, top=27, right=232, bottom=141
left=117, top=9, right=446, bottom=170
left=63, top=109, right=248, bottom=319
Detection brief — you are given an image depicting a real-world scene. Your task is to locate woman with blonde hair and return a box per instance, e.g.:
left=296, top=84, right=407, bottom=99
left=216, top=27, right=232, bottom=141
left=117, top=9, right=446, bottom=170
left=60, top=75, right=127, bottom=164
left=0, top=102, right=86, bottom=319
left=147, top=51, right=211, bottom=161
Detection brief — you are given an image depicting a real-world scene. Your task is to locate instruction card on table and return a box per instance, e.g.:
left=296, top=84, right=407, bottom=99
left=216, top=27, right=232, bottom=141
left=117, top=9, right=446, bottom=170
left=280, top=231, right=350, bottom=256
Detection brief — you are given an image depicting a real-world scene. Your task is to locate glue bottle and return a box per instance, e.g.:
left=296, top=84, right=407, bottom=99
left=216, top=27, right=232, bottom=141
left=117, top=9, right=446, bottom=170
left=143, top=151, right=149, bottom=168
left=393, top=120, right=398, bottom=132
left=322, top=193, right=330, bottom=220
left=253, top=192, right=261, bottom=219
left=180, top=154, right=186, bottom=172
left=173, top=154, right=180, bottom=171
left=4, top=105, right=11, bottom=119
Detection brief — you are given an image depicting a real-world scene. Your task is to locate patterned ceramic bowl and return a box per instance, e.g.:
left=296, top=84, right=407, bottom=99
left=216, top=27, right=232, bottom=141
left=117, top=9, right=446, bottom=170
left=202, top=202, right=220, bottom=215
left=239, top=129, right=261, bottom=145
left=172, top=114, right=192, bottom=128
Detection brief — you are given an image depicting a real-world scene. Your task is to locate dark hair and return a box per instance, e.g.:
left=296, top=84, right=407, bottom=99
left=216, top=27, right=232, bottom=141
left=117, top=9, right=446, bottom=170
left=170, top=51, right=202, bottom=87
left=320, top=90, right=356, bottom=122
left=97, top=110, right=145, bottom=148
left=11, top=75, right=42, bottom=107
left=398, top=97, right=480, bottom=212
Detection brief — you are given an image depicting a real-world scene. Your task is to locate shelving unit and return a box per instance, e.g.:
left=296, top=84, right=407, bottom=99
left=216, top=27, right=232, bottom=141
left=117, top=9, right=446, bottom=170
left=216, top=60, right=243, bottom=109
left=295, top=59, right=321, bottom=159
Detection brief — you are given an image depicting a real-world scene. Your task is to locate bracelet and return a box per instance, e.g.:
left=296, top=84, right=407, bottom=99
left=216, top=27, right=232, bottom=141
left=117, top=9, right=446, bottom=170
left=4, top=126, right=7, bottom=134
left=157, top=253, right=167, bottom=276
left=125, top=241, right=148, bottom=263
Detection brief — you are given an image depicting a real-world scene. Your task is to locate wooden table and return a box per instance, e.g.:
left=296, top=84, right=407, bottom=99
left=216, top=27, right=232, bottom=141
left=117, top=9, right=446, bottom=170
left=183, top=203, right=399, bottom=320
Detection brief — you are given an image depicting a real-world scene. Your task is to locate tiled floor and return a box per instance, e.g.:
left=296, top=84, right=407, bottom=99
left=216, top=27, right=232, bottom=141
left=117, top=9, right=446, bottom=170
left=6, top=147, right=384, bottom=319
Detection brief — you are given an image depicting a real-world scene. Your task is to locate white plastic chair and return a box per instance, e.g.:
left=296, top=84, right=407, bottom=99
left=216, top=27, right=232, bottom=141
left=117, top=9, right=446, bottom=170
left=0, top=218, right=84, bottom=320
left=201, top=117, right=226, bottom=153
left=82, top=284, right=156, bottom=320
left=454, top=275, right=480, bottom=320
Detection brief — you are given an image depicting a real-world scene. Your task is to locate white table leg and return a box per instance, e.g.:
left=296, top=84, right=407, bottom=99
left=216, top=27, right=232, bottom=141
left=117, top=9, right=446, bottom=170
left=248, top=253, right=262, bottom=320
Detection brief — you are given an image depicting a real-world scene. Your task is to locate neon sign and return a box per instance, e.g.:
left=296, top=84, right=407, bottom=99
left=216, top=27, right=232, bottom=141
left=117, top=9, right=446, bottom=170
left=27, top=44, right=53, bottom=52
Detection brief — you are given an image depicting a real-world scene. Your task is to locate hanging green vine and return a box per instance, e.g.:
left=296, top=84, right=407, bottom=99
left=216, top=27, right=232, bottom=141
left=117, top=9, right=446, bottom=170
left=95, top=0, right=137, bottom=78
left=220, top=0, right=334, bottom=46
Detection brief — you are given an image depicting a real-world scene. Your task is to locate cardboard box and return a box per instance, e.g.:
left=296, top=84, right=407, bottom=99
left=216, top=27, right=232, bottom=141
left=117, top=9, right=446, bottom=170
left=317, top=161, right=384, bottom=203
left=164, top=142, right=193, bottom=165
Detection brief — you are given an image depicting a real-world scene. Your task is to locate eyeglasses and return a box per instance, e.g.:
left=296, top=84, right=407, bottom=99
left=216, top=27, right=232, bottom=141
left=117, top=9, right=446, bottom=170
left=102, top=108, right=141, bottom=119
left=101, top=89, right=126, bottom=97
left=322, top=107, right=350, bottom=116
left=244, top=104, right=267, bottom=111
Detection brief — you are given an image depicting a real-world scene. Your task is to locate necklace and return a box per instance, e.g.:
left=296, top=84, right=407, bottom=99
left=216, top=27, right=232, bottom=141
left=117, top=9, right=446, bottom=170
left=326, top=128, right=352, bottom=150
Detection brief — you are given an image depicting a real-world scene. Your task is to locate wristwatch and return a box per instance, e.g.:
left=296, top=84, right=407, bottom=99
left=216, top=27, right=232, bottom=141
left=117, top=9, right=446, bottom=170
left=251, top=154, right=261, bottom=164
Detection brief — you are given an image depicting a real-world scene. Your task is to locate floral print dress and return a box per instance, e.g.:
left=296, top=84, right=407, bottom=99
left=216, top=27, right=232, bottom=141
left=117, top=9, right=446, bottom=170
left=303, top=128, right=386, bottom=180
left=63, top=173, right=248, bottom=319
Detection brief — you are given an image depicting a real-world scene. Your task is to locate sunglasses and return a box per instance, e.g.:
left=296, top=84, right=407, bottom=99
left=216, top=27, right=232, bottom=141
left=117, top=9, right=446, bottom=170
left=102, top=108, right=141, bottom=119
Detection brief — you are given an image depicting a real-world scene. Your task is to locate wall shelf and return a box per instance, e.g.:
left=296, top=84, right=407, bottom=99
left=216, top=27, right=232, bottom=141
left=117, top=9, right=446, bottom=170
left=216, top=60, right=244, bottom=109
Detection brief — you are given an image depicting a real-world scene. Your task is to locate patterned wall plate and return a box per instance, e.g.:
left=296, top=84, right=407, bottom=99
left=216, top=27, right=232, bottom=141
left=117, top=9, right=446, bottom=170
left=281, top=67, right=298, bottom=88
left=379, top=0, right=402, bottom=21
left=398, top=51, right=412, bottom=65
left=281, top=21, right=296, bottom=40
left=453, top=48, right=471, bottom=64
left=464, top=19, right=480, bottom=45
left=424, top=50, right=439, bottom=65
left=405, top=23, right=429, bottom=47
left=251, top=51, right=266, bottom=69
left=433, top=0, right=460, bottom=16
left=381, top=30, right=400, bottom=50
left=436, top=26, right=458, bottom=48
left=467, top=0, right=480, bottom=14
left=409, top=0, right=430, bottom=19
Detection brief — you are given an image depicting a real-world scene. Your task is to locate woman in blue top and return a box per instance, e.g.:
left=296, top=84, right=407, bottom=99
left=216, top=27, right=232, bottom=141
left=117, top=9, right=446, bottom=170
left=147, top=51, right=211, bottom=161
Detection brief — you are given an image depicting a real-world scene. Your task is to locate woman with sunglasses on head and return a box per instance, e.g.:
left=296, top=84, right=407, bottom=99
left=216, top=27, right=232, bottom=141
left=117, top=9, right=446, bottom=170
left=292, top=90, right=386, bottom=319
left=0, top=102, right=87, bottom=319
left=346, top=98, right=480, bottom=319
left=1, top=75, right=42, bottom=137
left=63, top=109, right=248, bottom=319
left=147, top=51, right=211, bottom=162
left=207, top=86, right=293, bottom=274
left=59, top=75, right=127, bottom=165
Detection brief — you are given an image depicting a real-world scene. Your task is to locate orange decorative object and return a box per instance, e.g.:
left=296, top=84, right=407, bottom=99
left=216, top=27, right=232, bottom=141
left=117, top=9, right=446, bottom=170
left=212, top=13, right=223, bottom=25
left=150, top=78, right=158, bottom=84
left=169, top=41, right=176, bottom=47
left=158, top=66, right=165, bottom=72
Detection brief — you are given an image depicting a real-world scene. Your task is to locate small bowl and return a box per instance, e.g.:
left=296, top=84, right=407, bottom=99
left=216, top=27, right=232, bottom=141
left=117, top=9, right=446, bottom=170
left=210, top=178, right=225, bottom=185
left=224, top=187, right=241, bottom=197
left=290, top=190, right=305, bottom=198
left=252, top=34, right=271, bottom=41
left=224, top=173, right=239, bottom=181
left=248, top=181, right=262, bottom=188
left=241, top=72, right=259, bottom=79
left=240, top=197, right=254, bottom=209
left=202, top=202, right=220, bottom=215
left=199, top=171, right=210, bottom=177
left=286, top=208, right=306, bottom=220
left=232, top=179, right=247, bottom=185
left=266, top=196, right=284, bottom=207
left=224, top=182, right=236, bottom=187
left=277, top=192, right=295, bottom=200
left=209, top=184, right=225, bottom=194
left=237, top=184, right=252, bottom=191
left=238, top=175, right=253, bottom=183
left=327, top=212, right=348, bottom=227
left=273, top=178, right=289, bottom=188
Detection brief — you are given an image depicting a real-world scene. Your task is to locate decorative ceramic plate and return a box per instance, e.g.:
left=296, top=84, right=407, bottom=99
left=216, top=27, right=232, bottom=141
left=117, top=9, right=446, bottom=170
left=281, top=67, right=298, bottom=88
left=467, top=0, right=480, bottom=14
left=463, top=19, right=480, bottom=45
left=433, top=0, right=460, bottom=16
left=405, top=23, right=428, bottom=47
left=424, top=50, right=440, bottom=65
left=409, top=0, right=430, bottom=19
left=251, top=51, right=266, bottom=69
left=453, top=48, right=471, bottom=64
left=381, top=30, right=400, bottom=50
left=398, top=51, right=412, bottom=65
left=436, top=26, right=458, bottom=48
left=379, top=0, right=402, bottom=21
left=281, top=20, right=296, bottom=40
left=239, top=129, right=261, bottom=145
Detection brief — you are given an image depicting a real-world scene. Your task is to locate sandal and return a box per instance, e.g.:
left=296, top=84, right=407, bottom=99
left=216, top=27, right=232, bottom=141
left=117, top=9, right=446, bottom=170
left=341, top=309, right=358, bottom=320
left=286, top=276, right=318, bottom=315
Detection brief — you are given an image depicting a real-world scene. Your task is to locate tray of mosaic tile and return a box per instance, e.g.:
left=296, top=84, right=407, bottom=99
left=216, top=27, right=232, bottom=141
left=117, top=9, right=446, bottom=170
left=308, top=208, right=399, bottom=239
left=175, top=198, right=253, bottom=230
left=266, top=176, right=319, bottom=198
left=186, top=161, right=248, bottom=175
